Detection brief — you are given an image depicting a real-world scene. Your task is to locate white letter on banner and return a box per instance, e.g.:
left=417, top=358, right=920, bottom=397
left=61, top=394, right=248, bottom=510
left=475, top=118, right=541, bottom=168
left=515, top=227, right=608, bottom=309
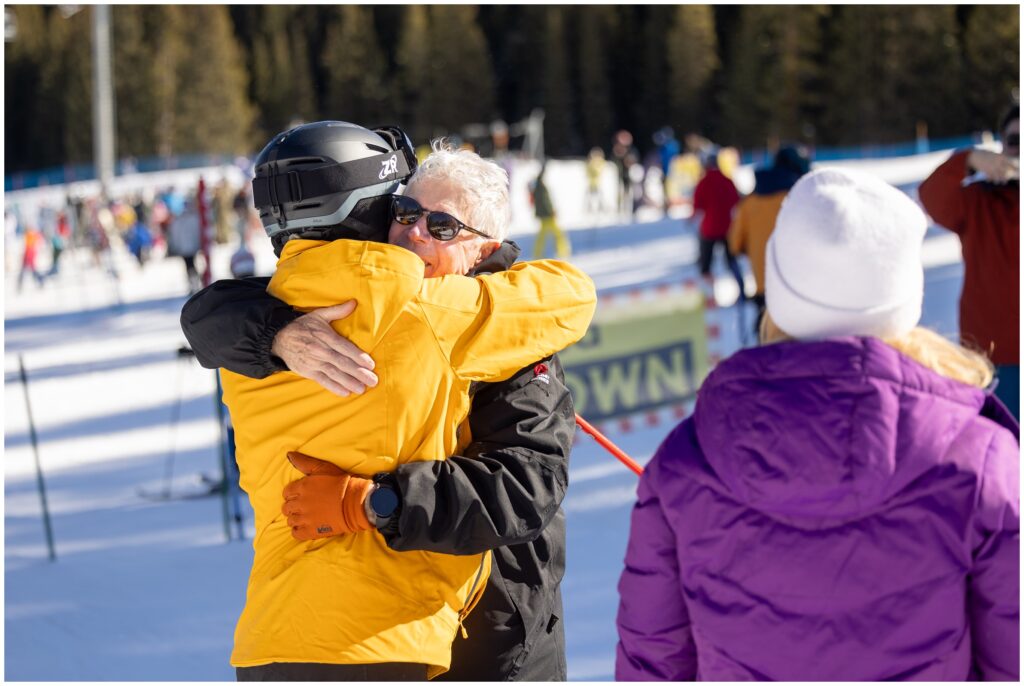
left=588, top=357, right=643, bottom=416
left=645, top=347, right=693, bottom=404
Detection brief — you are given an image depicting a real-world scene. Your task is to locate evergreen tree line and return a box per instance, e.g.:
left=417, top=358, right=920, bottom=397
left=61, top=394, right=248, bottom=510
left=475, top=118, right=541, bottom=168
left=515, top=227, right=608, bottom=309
left=5, top=5, right=1019, bottom=174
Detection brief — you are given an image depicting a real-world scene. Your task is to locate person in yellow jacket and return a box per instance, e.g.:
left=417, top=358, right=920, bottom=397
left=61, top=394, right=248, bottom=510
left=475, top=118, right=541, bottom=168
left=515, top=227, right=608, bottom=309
left=728, top=145, right=811, bottom=337
left=531, top=161, right=571, bottom=259
left=216, top=123, right=597, bottom=681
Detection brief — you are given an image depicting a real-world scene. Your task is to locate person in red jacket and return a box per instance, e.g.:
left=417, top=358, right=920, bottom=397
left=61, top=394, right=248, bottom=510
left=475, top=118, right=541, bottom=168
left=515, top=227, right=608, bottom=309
left=918, top=103, right=1019, bottom=419
left=692, top=152, right=745, bottom=302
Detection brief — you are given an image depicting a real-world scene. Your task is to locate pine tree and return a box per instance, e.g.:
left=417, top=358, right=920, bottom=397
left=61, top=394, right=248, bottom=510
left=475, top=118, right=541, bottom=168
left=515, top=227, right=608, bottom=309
left=58, top=8, right=95, bottom=165
left=112, top=6, right=160, bottom=158
left=477, top=5, right=526, bottom=128
left=539, top=7, right=573, bottom=155
left=502, top=5, right=546, bottom=128
left=900, top=6, right=965, bottom=140
left=148, top=6, right=185, bottom=157
left=823, top=6, right=964, bottom=145
left=4, top=6, right=93, bottom=169
left=5, top=5, right=50, bottom=171
left=666, top=5, right=719, bottom=137
left=574, top=6, right=615, bottom=152
left=963, top=5, right=1020, bottom=132
left=6, top=5, right=999, bottom=173
left=605, top=7, right=641, bottom=145
left=247, top=7, right=317, bottom=139
left=321, top=6, right=392, bottom=126
left=172, top=6, right=255, bottom=154
left=394, top=5, right=431, bottom=144
left=420, top=6, right=496, bottom=138
left=287, top=16, right=317, bottom=127
left=720, top=5, right=826, bottom=147
left=634, top=6, right=675, bottom=148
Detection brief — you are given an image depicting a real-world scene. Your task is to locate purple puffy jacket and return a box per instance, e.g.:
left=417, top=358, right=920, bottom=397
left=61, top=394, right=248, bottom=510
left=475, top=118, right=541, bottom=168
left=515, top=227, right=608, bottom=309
left=616, top=337, right=1019, bottom=681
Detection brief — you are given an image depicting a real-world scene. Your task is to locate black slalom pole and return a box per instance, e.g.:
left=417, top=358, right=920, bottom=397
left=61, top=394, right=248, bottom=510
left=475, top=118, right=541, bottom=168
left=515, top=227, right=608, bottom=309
left=214, top=370, right=232, bottom=543
left=19, top=355, right=56, bottom=561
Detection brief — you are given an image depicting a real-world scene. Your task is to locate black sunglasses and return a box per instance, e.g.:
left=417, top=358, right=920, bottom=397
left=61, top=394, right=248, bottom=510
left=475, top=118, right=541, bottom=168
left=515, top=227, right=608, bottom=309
left=1005, top=133, right=1020, bottom=148
left=390, top=195, right=490, bottom=241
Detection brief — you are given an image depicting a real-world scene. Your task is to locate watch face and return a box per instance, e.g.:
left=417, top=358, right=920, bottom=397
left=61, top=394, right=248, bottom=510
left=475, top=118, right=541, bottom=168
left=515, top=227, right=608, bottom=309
left=370, top=486, right=399, bottom=518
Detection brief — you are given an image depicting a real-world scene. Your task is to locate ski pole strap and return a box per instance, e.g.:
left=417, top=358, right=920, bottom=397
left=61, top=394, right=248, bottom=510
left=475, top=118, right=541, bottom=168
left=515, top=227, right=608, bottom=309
left=575, top=414, right=644, bottom=476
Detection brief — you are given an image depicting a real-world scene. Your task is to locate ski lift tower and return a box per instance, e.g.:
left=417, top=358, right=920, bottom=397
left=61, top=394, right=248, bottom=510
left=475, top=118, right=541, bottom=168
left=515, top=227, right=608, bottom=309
left=91, top=5, right=116, bottom=196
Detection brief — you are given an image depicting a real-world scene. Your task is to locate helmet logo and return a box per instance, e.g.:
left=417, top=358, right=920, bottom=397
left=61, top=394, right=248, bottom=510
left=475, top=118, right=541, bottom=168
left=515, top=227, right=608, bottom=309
left=379, top=154, right=398, bottom=180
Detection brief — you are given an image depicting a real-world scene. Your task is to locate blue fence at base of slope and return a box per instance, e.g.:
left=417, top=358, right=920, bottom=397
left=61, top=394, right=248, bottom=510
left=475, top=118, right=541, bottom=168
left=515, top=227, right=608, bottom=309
left=5, top=133, right=992, bottom=192
left=738, top=134, right=984, bottom=167
left=5, top=153, right=246, bottom=192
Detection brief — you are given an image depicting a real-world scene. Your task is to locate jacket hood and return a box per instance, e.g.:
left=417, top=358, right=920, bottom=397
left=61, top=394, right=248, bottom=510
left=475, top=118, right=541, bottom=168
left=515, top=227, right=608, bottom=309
left=752, top=166, right=803, bottom=195
left=693, top=337, right=991, bottom=526
left=270, top=238, right=424, bottom=353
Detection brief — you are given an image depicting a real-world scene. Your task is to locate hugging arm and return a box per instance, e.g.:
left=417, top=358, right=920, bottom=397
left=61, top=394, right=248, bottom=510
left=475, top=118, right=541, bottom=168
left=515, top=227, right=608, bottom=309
left=181, top=278, right=377, bottom=395
left=180, top=278, right=575, bottom=555
left=381, top=354, right=573, bottom=554
left=181, top=277, right=296, bottom=378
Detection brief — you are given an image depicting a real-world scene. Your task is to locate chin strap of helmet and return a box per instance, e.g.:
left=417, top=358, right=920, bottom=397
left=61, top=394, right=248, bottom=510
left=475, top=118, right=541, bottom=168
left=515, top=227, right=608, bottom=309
left=263, top=139, right=285, bottom=230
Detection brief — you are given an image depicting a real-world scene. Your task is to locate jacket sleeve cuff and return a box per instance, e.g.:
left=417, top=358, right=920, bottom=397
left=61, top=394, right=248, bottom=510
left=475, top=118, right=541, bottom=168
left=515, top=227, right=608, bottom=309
left=254, top=308, right=302, bottom=376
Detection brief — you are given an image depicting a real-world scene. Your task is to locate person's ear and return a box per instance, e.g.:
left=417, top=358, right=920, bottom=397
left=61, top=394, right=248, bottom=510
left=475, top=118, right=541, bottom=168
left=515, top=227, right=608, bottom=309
left=476, top=240, right=500, bottom=263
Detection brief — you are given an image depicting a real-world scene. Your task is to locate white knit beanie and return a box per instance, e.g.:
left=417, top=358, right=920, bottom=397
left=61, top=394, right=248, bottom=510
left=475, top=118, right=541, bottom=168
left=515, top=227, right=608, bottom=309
left=765, top=167, right=926, bottom=340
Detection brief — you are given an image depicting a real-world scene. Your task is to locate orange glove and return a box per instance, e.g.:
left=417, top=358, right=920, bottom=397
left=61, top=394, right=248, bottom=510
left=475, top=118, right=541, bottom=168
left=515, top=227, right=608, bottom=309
left=281, top=451, right=374, bottom=541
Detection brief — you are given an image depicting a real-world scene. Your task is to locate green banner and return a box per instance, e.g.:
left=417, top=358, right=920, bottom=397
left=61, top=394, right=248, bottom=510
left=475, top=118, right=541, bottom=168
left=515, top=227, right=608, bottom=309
left=561, top=292, right=709, bottom=422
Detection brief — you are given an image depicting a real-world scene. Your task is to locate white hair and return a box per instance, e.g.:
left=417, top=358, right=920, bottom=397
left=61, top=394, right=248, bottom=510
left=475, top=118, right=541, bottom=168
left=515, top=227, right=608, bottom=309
left=406, top=138, right=511, bottom=242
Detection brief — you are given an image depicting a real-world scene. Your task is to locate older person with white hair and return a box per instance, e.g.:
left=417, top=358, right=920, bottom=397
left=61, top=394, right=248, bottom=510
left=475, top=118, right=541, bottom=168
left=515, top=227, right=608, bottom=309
left=183, top=131, right=584, bottom=681
left=387, top=142, right=512, bottom=279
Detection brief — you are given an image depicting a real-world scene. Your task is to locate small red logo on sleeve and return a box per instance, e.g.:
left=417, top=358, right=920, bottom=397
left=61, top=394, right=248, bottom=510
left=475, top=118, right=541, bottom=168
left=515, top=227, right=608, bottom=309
left=532, top=363, right=550, bottom=384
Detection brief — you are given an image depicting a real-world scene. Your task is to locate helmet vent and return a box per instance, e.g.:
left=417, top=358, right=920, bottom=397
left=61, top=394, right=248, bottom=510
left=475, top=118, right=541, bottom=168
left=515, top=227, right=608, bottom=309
left=283, top=157, right=326, bottom=167
left=293, top=203, right=321, bottom=211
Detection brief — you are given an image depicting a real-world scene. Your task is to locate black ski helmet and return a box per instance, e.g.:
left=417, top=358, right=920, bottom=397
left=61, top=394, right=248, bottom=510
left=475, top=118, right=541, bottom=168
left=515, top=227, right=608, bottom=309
left=251, top=121, right=417, bottom=255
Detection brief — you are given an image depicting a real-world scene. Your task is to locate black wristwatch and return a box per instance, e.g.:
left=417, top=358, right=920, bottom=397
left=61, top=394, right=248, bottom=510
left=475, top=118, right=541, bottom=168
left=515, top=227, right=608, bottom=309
left=369, top=473, right=401, bottom=522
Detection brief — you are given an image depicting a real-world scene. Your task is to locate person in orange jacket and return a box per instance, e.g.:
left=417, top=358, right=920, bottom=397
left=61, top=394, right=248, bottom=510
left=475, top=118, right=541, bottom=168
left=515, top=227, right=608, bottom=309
left=17, top=226, right=45, bottom=291
left=729, top=145, right=811, bottom=336
left=918, top=103, right=1019, bottom=418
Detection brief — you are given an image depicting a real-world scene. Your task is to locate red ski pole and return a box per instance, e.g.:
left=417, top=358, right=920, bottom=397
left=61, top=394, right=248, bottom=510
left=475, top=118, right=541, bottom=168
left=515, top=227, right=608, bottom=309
left=575, top=414, right=644, bottom=476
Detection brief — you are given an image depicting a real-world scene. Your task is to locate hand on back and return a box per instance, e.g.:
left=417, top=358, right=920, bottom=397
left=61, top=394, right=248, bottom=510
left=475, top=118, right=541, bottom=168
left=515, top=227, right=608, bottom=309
left=282, top=451, right=374, bottom=541
left=271, top=301, right=378, bottom=396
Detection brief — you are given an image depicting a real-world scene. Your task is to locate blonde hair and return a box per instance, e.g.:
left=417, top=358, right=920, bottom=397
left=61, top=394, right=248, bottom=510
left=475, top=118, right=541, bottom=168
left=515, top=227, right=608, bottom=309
left=884, top=327, right=994, bottom=389
left=759, top=313, right=994, bottom=389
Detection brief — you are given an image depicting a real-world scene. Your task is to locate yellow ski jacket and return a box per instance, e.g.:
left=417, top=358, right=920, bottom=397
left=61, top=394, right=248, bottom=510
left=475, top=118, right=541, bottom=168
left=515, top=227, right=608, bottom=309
left=222, top=239, right=596, bottom=675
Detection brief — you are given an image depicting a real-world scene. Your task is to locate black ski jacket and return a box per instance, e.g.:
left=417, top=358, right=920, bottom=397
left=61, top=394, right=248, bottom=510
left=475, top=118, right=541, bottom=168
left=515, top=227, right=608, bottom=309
left=180, top=242, right=571, bottom=680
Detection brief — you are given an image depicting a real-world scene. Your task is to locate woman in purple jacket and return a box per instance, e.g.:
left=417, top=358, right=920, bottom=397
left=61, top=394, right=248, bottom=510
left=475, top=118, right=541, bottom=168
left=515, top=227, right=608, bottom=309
left=616, top=168, right=1019, bottom=681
